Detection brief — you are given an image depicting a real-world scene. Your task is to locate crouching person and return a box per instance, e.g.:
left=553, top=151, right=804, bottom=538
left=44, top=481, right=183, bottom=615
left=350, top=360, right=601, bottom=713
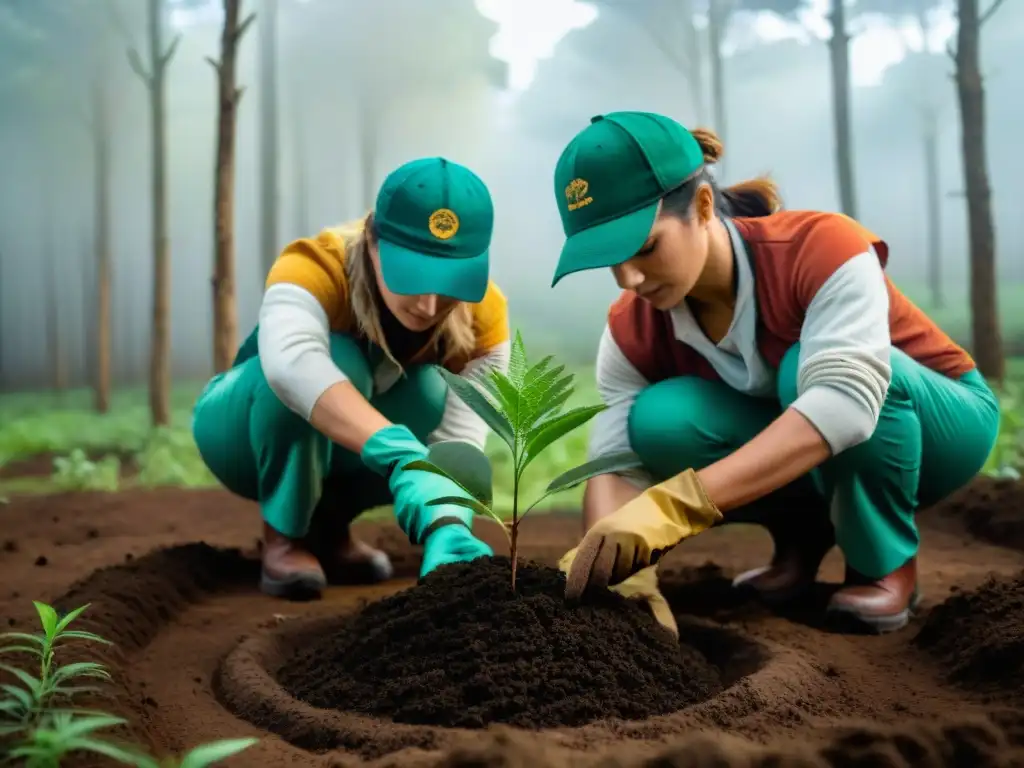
left=191, top=157, right=509, bottom=600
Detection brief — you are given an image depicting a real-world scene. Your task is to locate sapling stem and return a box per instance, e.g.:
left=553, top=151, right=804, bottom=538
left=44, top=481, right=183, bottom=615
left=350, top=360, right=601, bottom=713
left=510, top=471, right=520, bottom=591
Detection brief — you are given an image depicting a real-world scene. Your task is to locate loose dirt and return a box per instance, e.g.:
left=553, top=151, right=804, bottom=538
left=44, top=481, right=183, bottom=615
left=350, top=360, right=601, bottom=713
left=277, top=557, right=722, bottom=729
left=0, top=477, right=1023, bottom=766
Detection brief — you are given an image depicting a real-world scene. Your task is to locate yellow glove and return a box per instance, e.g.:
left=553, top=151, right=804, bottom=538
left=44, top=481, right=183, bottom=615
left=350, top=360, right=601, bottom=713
left=559, top=547, right=679, bottom=637
left=564, top=468, right=722, bottom=601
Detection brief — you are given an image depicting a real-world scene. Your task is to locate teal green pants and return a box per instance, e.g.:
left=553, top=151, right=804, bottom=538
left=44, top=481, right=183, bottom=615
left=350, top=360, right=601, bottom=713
left=192, top=333, right=448, bottom=539
left=628, top=344, right=1001, bottom=578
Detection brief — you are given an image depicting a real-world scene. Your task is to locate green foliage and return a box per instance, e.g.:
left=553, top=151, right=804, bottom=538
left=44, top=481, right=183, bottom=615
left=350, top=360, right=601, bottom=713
left=51, top=450, right=121, bottom=492
left=406, top=331, right=642, bottom=589
left=0, top=601, right=257, bottom=767
left=983, top=382, right=1023, bottom=481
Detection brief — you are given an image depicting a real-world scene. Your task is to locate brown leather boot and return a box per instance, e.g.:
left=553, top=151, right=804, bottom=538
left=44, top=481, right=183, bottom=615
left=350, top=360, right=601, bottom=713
left=259, top=521, right=327, bottom=600
left=731, top=505, right=835, bottom=604
left=305, top=475, right=394, bottom=586
left=320, top=527, right=394, bottom=585
left=826, top=557, right=920, bottom=633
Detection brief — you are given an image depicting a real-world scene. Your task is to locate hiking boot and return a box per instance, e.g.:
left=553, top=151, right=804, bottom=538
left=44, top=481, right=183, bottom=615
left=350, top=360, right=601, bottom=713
left=259, top=521, right=327, bottom=600
left=320, top=527, right=394, bottom=585
left=826, top=557, right=920, bottom=634
left=731, top=505, right=835, bottom=604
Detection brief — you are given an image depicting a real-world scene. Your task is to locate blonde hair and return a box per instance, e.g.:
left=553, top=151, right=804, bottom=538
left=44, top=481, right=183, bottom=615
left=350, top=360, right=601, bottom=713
left=329, top=212, right=477, bottom=373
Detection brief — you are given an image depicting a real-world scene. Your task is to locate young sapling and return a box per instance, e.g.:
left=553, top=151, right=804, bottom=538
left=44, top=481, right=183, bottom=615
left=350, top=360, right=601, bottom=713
left=406, top=331, right=641, bottom=590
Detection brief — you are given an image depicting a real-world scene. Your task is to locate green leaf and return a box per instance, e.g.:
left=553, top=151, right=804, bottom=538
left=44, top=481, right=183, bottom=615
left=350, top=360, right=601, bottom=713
left=47, top=713, right=126, bottom=739
left=403, top=460, right=484, bottom=505
left=544, top=451, right=645, bottom=496
left=0, top=663, right=42, bottom=693
left=0, top=632, right=46, bottom=647
left=56, top=630, right=112, bottom=645
left=54, top=604, right=90, bottom=635
left=51, top=661, right=111, bottom=684
left=482, top=369, right=522, bottom=425
left=57, top=736, right=145, bottom=765
left=425, top=441, right=493, bottom=505
left=178, top=737, right=260, bottom=768
left=0, top=645, right=42, bottom=657
left=426, top=496, right=508, bottom=535
left=435, top=368, right=515, bottom=450
left=1, top=683, right=33, bottom=710
left=506, top=330, right=528, bottom=387
left=33, top=602, right=58, bottom=639
left=521, top=405, right=607, bottom=474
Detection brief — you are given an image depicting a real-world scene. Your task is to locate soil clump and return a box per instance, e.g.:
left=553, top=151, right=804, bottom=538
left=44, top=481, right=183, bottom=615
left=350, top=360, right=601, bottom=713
left=915, top=569, right=1024, bottom=698
left=278, top=556, right=723, bottom=729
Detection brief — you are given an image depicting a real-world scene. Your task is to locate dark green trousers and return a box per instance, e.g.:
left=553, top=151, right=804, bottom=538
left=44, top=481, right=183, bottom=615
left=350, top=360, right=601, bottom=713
left=191, top=333, right=448, bottom=538
left=627, top=344, right=1001, bottom=578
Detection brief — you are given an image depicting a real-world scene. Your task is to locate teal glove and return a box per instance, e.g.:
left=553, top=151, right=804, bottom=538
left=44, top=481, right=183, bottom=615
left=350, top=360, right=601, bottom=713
left=361, top=424, right=482, bottom=547
left=420, top=521, right=493, bottom=577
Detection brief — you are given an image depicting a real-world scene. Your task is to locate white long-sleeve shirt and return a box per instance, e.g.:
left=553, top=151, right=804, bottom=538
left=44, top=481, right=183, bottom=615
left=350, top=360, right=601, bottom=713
left=587, top=217, right=892, bottom=486
left=257, top=282, right=510, bottom=451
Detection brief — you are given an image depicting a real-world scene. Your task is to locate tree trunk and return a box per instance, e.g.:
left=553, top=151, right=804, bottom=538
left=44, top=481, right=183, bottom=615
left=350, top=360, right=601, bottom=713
left=291, top=81, right=309, bottom=236
left=706, top=0, right=728, bottom=177
left=147, top=0, right=172, bottom=426
left=258, top=0, right=279, bottom=277
left=827, top=0, right=857, bottom=218
left=93, top=76, right=112, bottom=413
left=923, top=119, right=942, bottom=309
left=212, top=0, right=250, bottom=373
left=44, top=202, right=68, bottom=395
left=955, top=0, right=1003, bottom=383
left=358, top=93, right=378, bottom=211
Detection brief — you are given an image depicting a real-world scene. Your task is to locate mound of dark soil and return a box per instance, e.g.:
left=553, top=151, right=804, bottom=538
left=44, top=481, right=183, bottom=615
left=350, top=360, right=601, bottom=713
left=279, top=556, right=723, bottom=730
left=914, top=570, right=1024, bottom=696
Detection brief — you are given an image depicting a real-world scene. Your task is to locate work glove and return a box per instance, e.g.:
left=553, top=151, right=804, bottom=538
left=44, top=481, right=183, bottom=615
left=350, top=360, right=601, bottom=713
left=361, top=424, right=493, bottom=576
left=559, top=546, right=679, bottom=637
left=564, top=468, right=723, bottom=602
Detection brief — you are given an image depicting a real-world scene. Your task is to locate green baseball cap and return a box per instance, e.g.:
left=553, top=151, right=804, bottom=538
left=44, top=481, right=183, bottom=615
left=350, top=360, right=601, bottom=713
left=375, top=157, right=493, bottom=303
left=551, top=111, right=705, bottom=287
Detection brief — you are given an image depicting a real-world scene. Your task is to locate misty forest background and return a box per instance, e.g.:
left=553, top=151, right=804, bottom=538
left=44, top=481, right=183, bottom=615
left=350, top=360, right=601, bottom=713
left=0, top=0, right=1021, bottom=502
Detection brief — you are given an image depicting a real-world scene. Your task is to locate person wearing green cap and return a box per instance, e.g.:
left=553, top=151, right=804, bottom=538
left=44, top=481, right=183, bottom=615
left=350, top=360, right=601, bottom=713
left=191, top=156, right=509, bottom=600
left=554, top=111, right=1000, bottom=634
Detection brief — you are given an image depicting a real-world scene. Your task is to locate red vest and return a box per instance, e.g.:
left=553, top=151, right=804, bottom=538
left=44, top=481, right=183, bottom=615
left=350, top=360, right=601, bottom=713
left=608, top=210, right=975, bottom=384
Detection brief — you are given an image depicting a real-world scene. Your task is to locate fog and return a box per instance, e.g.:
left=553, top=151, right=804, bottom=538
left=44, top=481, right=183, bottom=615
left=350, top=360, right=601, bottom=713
left=0, top=0, right=1021, bottom=390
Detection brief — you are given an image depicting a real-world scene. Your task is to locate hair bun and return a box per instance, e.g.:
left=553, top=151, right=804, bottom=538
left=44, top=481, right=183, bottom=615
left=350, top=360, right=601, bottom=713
left=690, top=128, right=723, bottom=165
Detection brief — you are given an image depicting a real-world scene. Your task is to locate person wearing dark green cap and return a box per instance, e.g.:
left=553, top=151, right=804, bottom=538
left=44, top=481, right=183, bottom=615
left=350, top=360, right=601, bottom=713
left=191, top=157, right=509, bottom=600
left=554, top=111, right=1000, bottom=634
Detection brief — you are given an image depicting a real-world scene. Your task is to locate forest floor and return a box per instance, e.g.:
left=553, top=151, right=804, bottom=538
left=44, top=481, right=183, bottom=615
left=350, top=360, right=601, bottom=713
left=0, top=359, right=1022, bottom=766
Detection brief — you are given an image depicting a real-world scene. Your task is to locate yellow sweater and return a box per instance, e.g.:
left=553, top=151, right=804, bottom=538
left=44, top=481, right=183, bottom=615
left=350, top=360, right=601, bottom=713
left=265, top=225, right=509, bottom=374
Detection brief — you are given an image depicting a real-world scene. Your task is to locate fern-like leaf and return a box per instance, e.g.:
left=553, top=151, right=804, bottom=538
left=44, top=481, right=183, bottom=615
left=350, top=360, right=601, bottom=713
left=506, top=330, right=528, bottom=387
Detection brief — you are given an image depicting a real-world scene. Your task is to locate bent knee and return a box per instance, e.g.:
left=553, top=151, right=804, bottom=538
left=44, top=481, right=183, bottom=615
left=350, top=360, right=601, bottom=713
left=628, top=377, right=724, bottom=475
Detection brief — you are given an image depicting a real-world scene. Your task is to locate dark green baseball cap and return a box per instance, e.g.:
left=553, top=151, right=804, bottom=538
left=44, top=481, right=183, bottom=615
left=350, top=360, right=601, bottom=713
left=375, top=157, right=493, bottom=303
left=551, top=111, right=705, bottom=287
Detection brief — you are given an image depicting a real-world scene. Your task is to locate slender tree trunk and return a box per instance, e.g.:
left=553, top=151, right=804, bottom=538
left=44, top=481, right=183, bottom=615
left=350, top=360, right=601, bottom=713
left=358, top=93, right=378, bottom=211
left=211, top=0, right=253, bottom=373
left=292, top=82, right=309, bottom=235
left=923, top=119, right=942, bottom=309
left=44, top=199, right=68, bottom=394
left=258, top=0, right=279, bottom=276
left=132, top=0, right=177, bottom=426
left=955, top=0, right=1003, bottom=382
left=706, top=0, right=728, bottom=177
left=828, top=0, right=857, bottom=218
left=93, top=77, right=112, bottom=413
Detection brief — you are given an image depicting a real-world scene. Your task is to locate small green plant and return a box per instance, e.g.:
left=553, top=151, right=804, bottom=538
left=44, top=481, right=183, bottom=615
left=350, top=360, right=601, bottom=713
left=983, top=382, right=1023, bottom=480
left=407, top=331, right=642, bottom=590
left=51, top=449, right=121, bottom=492
left=0, top=601, right=257, bottom=766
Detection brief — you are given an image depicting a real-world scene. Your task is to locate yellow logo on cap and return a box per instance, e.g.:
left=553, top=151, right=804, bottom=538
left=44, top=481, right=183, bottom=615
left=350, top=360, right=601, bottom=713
left=428, top=208, right=459, bottom=240
left=565, top=178, right=593, bottom=211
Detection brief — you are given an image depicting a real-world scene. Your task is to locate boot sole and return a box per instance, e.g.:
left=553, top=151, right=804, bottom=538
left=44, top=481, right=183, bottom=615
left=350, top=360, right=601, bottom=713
left=825, top=590, right=923, bottom=634
left=259, top=570, right=326, bottom=601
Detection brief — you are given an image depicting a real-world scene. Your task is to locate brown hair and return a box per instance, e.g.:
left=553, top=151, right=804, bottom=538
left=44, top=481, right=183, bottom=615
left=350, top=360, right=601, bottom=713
left=329, top=213, right=476, bottom=373
left=660, top=127, right=782, bottom=219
